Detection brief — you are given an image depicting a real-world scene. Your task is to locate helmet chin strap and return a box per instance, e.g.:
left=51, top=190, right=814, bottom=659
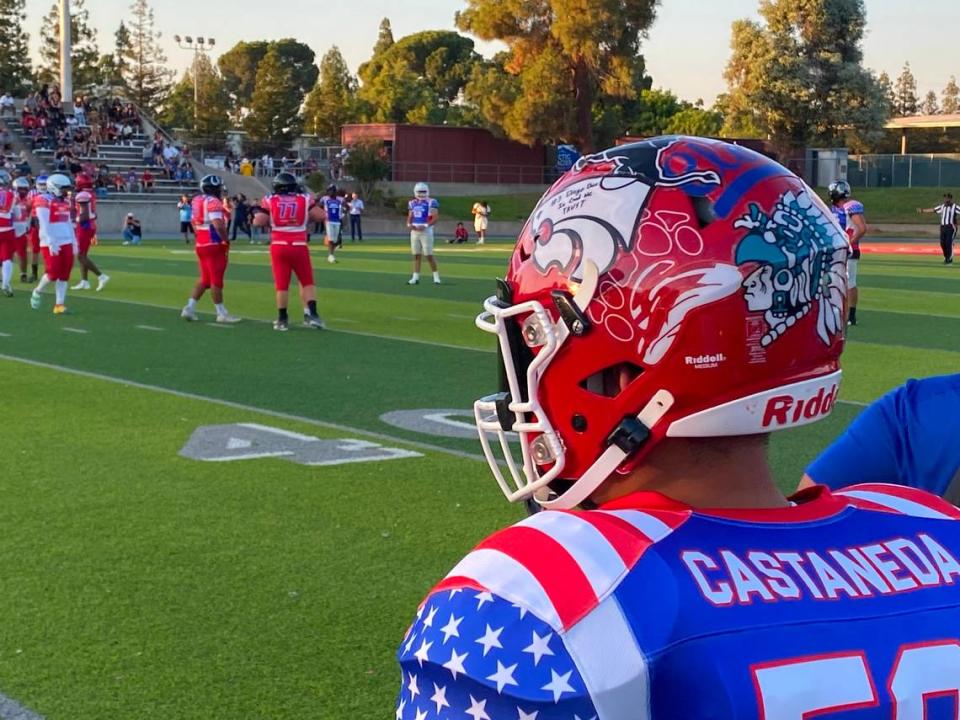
left=573, top=259, right=599, bottom=311
left=538, top=389, right=675, bottom=510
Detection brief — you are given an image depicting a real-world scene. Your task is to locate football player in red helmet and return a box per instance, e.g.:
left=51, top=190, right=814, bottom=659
left=396, top=137, right=960, bottom=720
left=71, top=172, right=109, bottom=291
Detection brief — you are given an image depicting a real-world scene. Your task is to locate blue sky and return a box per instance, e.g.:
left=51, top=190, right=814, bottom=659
left=24, top=0, right=956, bottom=104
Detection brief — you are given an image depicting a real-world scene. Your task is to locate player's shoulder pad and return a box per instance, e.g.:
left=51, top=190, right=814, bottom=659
left=845, top=199, right=865, bottom=214
left=397, top=587, right=597, bottom=720
left=836, top=483, right=960, bottom=520
left=436, top=508, right=688, bottom=632
left=430, top=198, right=439, bottom=208
left=75, top=190, right=91, bottom=202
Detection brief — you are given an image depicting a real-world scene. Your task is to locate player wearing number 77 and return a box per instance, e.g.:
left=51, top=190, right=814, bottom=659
left=395, top=137, right=960, bottom=719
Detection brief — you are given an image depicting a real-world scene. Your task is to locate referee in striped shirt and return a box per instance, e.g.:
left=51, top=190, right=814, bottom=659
left=919, top=193, right=959, bottom=264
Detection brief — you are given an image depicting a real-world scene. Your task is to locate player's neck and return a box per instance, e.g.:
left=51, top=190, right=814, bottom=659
left=590, top=435, right=787, bottom=510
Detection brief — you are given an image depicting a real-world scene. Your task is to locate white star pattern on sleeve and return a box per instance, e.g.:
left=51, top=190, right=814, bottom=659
left=422, top=605, right=438, bottom=628
left=465, top=695, right=491, bottom=720
left=413, top=707, right=428, bottom=720
left=442, top=647, right=469, bottom=680
left=523, top=630, right=555, bottom=667
left=517, top=709, right=539, bottom=720
left=475, top=624, right=504, bottom=656
left=430, top=683, right=450, bottom=713
left=440, top=613, right=462, bottom=644
left=395, top=697, right=405, bottom=720
left=413, top=638, right=432, bottom=667
left=542, top=669, right=575, bottom=703
left=475, top=590, right=494, bottom=608
left=407, top=671, right=420, bottom=699
left=487, top=660, right=519, bottom=694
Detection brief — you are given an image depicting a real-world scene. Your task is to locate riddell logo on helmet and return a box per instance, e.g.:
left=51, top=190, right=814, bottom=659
left=685, top=353, right=726, bottom=369
left=762, top=384, right=838, bottom=427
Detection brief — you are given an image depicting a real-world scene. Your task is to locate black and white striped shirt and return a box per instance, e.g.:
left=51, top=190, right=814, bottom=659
left=934, top=202, right=959, bottom=226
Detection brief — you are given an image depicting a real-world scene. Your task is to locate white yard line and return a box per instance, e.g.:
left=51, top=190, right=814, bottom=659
left=135, top=325, right=165, bottom=331
left=61, top=327, right=88, bottom=334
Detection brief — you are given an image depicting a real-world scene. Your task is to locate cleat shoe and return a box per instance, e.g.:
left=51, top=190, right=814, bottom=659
left=96, top=274, right=110, bottom=292
left=29, top=289, right=41, bottom=309
left=327, top=255, right=337, bottom=264
left=19, top=273, right=26, bottom=282
left=273, top=319, right=289, bottom=331
left=408, top=277, right=419, bottom=285
left=27, top=274, right=36, bottom=283
left=303, top=314, right=326, bottom=330
left=434, top=278, right=441, bottom=285
left=71, top=280, right=91, bottom=290
left=1, top=286, right=12, bottom=297
left=180, top=305, right=197, bottom=321
left=52, top=304, right=67, bottom=315
left=216, top=313, right=241, bottom=324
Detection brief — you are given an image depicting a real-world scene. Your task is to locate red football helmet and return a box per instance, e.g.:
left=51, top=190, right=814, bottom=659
left=75, top=173, right=94, bottom=190
left=474, top=136, right=850, bottom=510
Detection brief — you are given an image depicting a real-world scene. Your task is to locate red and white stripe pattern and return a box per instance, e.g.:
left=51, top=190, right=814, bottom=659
left=440, top=507, right=689, bottom=632
left=837, top=483, right=960, bottom=520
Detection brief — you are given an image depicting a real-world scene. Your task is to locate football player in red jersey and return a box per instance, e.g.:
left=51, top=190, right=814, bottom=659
left=71, top=173, right=109, bottom=292
left=0, top=171, right=16, bottom=296
left=181, top=174, right=240, bottom=323
left=253, top=172, right=326, bottom=331
left=395, top=137, right=960, bottom=720
left=25, top=174, right=46, bottom=282
left=11, top=177, right=31, bottom=283
left=30, top=173, right=76, bottom=314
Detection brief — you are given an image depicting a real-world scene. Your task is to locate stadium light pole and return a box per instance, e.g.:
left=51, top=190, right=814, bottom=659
left=173, top=35, right=216, bottom=133
left=59, top=0, right=72, bottom=105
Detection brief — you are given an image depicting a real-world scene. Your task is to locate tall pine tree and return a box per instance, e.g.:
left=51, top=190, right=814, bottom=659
left=302, top=46, right=358, bottom=140
left=38, top=0, right=99, bottom=89
left=921, top=90, right=939, bottom=115
left=159, top=54, right=230, bottom=140
left=244, top=47, right=303, bottom=146
left=943, top=76, right=960, bottom=115
left=0, top=0, right=32, bottom=94
left=893, top=62, right=918, bottom=116
left=122, top=0, right=173, bottom=112
left=373, top=18, right=394, bottom=56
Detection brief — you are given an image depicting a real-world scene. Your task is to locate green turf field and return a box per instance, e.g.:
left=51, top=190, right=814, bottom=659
left=0, top=237, right=957, bottom=718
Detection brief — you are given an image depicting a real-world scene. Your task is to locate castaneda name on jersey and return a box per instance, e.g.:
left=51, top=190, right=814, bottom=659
left=682, top=533, right=960, bottom=606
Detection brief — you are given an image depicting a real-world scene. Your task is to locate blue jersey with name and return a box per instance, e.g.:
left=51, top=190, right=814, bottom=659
left=397, top=485, right=960, bottom=719
left=808, top=374, right=960, bottom=496
left=408, top=197, right=438, bottom=226
left=832, top=198, right=865, bottom=257
left=323, top=197, right=342, bottom=223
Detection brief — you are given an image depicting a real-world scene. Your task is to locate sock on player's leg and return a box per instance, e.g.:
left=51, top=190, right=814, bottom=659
left=186, top=298, right=197, bottom=310
left=1, top=259, right=11, bottom=287
left=307, top=300, right=317, bottom=316
left=55, top=280, right=66, bottom=305
left=278, top=307, right=288, bottom=322
left=849, top=306, right=857, bottom=324
left=433, top=271, right=440, bottom=282
left=35, top=275, right=51, bottom=293
left=215, top=303, right=227, bottom=316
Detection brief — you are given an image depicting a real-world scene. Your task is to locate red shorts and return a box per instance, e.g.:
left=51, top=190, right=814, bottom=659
left=41, top=244, right=74, bottom=281
left=28, top=225, right=39, bottom=254
left=13, top=233, right=27, bottom=259
left=196, top=244, right=229, bottom=289
left=0, top=231, right=13, bottom=262
left=270, top=243, right=314, bottom=291
left=77, top=225, right=97, bottom=255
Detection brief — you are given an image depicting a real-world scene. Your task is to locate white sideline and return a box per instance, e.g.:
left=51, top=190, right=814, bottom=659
left=0, top=352, right=490, bottom=464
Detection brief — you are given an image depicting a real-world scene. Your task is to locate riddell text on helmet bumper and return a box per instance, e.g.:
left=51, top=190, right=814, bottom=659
left=762, top=384, right=838, bottom=428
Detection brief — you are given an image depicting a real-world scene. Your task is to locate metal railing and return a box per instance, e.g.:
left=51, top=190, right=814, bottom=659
left=848, top=154, right=960, bottom=188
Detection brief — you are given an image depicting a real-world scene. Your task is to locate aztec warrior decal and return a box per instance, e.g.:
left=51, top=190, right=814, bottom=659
left=529, top=139, right=849, bottom=363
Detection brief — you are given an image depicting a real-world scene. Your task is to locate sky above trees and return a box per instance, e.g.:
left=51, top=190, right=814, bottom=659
left=19, top=0, right=957, bottom=104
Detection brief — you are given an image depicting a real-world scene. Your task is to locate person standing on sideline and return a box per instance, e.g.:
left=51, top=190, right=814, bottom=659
left=321, top=185, right=342, bottom=264
left=70, top=173, right=109, bottom=292
left=828, top=180, right=866, bottom=326
left=918, top=193, right=959, bottom=264
left=407, top=181, right=440, bottom=285
left=181, top=174, right=240, bottom=324
left=348, top=192, right=364, bottom=242
left=178, top=194, right=193, bottom=243
left=253, top=172, right=326, bottom=331
left=29, top=173, right=76, bottom=314
left=471, top=198, right=490, bottom=244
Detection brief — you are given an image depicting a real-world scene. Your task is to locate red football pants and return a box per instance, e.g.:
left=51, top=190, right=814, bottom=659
left=41, top=244, right=74, bottom=281
left=196, top=244, right=229, bottom=289
left=270, top=243, right=314, bottom=291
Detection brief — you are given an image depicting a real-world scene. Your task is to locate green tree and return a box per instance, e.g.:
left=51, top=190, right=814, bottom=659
left=344, top=140, right=389, bottom=200
left=373, top=17, right=394, bottom=56
left=218, top=39, right=317, bottom=121
left=95, top=22, right=132, bottom=91
left=921, top=90, right=939, bottom=115
left=38, top=0, right=99, bottom=89
left=664, top=106, right=724, bottom=136
left=243, top=47, right=303, bottom=146
left=628, top=88, right=684, bottom=136
left=358, top=30, right=480, bottom=125
left=893, top=62, right=918, bottom=116
left=942, top=75, right=960, bottom=114
left=456, top=0, right=659, bottom=151
left=723, top=0, right=889, bottom=152
left=302, top=46, right=358, bottom=140
left=122, top=0, right=173, bottom=112
left=0, top=0, right=32, bottom=94
left=159, top=54, right=230, bottom=141
left=463, top=54, right=520, bottom=135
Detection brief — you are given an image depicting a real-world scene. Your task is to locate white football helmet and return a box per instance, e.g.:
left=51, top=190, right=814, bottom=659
left=46, top=173, right=72, bottom=198
left=13, top=177, right=29, bottom=192
left=35, top=174, right=48, bottom=192
left=414, top=182, right=429, bottom=198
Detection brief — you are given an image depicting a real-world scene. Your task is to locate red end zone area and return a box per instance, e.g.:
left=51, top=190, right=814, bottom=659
left=860, top=242, right=943, bottom=256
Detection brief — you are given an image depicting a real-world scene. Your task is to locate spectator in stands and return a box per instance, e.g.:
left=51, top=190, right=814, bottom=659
left=0, top=92, right=14, bottom=118
left=151, top=136, right=164, bottom=165
left=122, top=213, right=142, bottom=246
left=126, top=166, right=139, bottom=192
left=239, top=157, right=253, bottom=176
left=178, top=195, right=193, bottom=243
left=96, top=163, right=110, bottom=188
left=73, top=96, right=86, bottom=125
left=142, top=168, right=155, bottom=193
left=113, top=172, right=127, bottom=193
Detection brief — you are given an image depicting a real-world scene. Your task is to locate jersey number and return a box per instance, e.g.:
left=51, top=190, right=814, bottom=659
left=753, top=641, right=960, bottom=718
left=276, top=199, right=298, bottom=222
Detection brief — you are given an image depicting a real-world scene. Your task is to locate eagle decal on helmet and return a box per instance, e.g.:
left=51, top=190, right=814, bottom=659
left=735, top=188, right=848, bottom=348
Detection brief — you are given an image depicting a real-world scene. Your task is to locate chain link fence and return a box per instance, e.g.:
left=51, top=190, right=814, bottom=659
left=848, top=154, right=960, bottom=188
